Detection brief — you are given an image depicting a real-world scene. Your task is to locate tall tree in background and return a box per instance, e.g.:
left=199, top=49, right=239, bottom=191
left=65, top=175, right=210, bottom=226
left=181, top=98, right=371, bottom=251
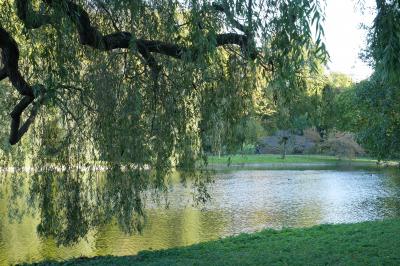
left=350, top=0, right=400, bottom=160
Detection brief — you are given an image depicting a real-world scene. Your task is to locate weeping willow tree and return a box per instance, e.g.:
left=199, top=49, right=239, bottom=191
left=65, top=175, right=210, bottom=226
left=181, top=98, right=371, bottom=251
left=342, top=0, right=400, bottom=161
left=0, top=0, right=327, bottom=244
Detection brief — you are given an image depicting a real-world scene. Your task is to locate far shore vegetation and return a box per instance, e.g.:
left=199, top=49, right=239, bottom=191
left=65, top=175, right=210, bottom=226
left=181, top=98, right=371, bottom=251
left=208, top=154, right=379, bottom=165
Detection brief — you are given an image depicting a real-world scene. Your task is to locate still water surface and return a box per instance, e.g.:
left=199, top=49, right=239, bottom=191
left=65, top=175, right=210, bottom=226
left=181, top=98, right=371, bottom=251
left=1, top=166, right=400, bottom=264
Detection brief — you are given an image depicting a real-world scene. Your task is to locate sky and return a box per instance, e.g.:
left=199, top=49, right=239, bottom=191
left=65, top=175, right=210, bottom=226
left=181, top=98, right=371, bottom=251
left=324, top=0, right=376, bottom=81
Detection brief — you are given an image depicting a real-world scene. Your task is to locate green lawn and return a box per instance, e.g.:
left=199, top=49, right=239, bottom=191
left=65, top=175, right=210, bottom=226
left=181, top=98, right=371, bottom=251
left=208, top=154, right=377, bottom=164
left=34, top=219, right=400, bottom=265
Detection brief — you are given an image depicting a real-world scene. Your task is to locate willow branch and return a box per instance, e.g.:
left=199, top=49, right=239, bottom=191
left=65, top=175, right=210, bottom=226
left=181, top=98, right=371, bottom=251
left=0, top=27, right=44, bottom=145
left=0, top=68, right=7, bottom=81
left=211, top=3, right=248, bottom=33
left=8, top=0, right=257, bottom=145
left=9, top=96, right=37, bottom=145
left=16, top=0, right=51, bottom=29
left=137, top=43, right=162, bottom=79
left=95, top=0, right=120, bottom=32
left=15, top=0, right=256, bottom=60
left=0, top=28, right=34, bottom=96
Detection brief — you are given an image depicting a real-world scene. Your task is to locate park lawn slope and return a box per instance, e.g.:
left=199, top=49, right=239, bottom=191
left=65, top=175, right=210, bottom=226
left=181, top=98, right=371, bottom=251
left=35, top=219, right=400, bottom=265
left=208, top=154, right=376, bottom=164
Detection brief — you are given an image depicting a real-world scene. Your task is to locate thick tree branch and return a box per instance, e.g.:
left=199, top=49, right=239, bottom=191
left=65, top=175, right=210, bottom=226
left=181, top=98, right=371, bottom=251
left=0, top=27, right=43, bottom=145
left=15, top=0, right=256, bottom=60
left=9, top=95, right=34, bottom=145
left=137, top=44, right=161, bottom=80
left=0, top=68, right=7, bottom=81
left=0, top=30, right=34, bottom=97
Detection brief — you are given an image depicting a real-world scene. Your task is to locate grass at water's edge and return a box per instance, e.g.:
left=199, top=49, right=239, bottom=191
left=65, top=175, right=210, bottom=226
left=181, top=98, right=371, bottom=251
left=207, top=154, right=377, bottom=164
left=30, top=219, right=400, bottom=265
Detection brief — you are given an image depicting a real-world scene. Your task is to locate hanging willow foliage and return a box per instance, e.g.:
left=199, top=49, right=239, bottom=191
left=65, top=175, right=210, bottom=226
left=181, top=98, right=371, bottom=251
left=0, top=0, right=327, bottom=244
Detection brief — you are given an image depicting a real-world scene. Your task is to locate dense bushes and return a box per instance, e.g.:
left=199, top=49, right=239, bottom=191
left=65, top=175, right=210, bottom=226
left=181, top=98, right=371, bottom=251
left=256, top=128, right=364, bottom=159
left=319, top=132, right=365, bottom=158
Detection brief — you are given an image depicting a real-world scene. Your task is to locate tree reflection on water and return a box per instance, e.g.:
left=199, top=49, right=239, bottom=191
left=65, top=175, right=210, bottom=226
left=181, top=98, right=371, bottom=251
left=1, top=168, right=213, bottom=246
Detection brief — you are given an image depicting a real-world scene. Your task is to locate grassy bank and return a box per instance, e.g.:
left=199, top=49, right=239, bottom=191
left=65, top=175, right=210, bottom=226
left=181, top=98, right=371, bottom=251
left=33, top=219, right=400, bottom=265
left=208, top=154, right=376, bottom=165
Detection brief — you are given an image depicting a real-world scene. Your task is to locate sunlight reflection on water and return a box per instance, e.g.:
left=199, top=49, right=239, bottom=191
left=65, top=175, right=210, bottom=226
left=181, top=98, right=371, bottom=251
left=0, top=166, right=399, bottom=265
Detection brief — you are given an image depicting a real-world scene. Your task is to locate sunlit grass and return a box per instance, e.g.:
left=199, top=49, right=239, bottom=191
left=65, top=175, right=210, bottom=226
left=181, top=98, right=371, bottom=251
left=38, top=219, right=400, bottom=265
left=208, top=154, right=377, bottom=164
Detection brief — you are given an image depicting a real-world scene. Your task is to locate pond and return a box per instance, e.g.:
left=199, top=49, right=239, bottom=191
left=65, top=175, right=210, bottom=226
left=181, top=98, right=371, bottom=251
left=1, top=165, right=400, bottom=265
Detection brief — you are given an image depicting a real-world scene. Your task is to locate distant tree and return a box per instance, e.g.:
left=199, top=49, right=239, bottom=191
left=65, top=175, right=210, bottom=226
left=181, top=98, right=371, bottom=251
left=328, top=72, right=353, bottom=89
left=340, top=77, right=400, bottom=160
left=265, top=70, right=353, bottom=139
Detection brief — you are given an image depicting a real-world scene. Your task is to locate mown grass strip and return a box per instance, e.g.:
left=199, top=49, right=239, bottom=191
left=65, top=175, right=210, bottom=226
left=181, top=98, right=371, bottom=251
left=208, top=154, right=376, bottom=164
left=32, top=219, right=400, bottom=266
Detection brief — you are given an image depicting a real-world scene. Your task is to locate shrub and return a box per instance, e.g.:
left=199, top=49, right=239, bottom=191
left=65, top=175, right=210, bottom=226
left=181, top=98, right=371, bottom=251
left=320, top=131, right=365, bottom=159
left=303, top=128, right=322, bottom=143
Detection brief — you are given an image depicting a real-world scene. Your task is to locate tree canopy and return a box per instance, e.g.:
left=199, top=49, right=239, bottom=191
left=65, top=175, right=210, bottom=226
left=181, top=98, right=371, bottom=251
left=0, top=0, right=327, bottom=166
left=345, top=0, right=400, bottom=160
left=0, top=0, right=329, bottom=244
left=3, top=0, right=400, bottom=247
